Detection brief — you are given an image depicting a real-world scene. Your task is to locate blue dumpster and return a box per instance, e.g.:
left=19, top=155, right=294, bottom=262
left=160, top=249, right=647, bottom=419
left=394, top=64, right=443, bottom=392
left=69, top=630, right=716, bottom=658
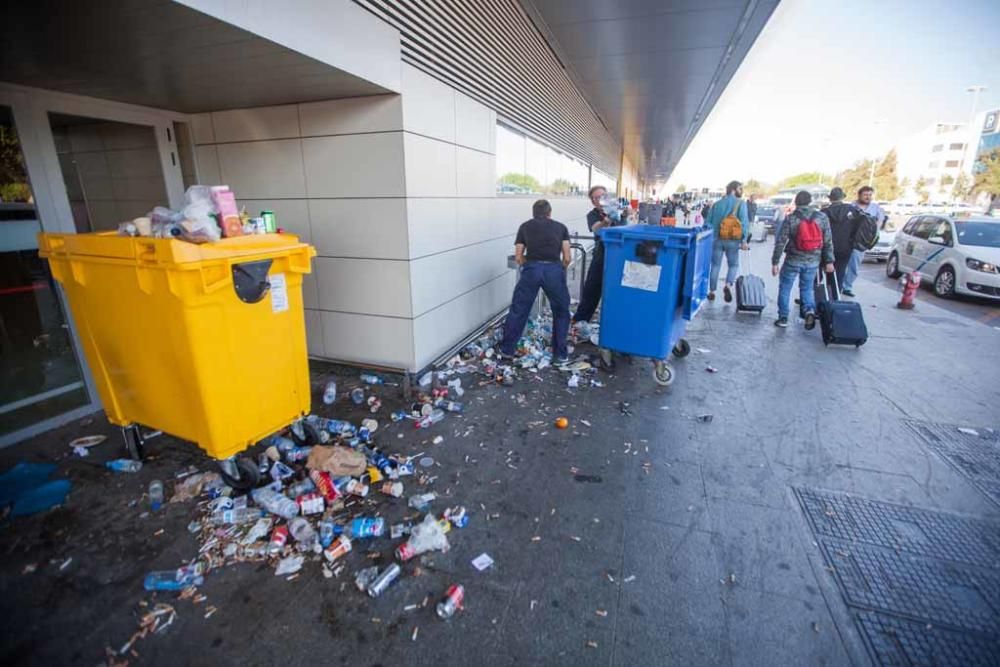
left=598, top=226, right=713, bottom=384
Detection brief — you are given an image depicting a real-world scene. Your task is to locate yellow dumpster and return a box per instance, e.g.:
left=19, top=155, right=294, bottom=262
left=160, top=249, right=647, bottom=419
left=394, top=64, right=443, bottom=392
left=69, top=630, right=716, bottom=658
left=39, top=232, right=316, bottom=462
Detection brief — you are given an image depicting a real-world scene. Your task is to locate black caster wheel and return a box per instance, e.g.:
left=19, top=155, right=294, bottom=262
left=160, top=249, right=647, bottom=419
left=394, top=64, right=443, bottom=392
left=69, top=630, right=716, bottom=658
left=290, top=419, right=322, bottom=446
left=219, top=456, right=261, bottom=491
left=672, top=339, right=691, bottom=358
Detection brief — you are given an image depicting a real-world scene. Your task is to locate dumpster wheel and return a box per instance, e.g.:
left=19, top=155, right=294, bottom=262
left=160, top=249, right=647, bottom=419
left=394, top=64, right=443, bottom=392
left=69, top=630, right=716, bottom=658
left=219, top=456, right=261, bottom=491
left=672, top=339, right=691, bottom=358
left=653, top=361, right=675, bottom=386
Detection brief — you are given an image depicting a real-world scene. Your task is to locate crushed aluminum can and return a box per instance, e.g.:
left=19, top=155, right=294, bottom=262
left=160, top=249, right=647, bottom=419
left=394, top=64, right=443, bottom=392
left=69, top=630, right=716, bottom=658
left=367, top=563, right=401, bottom=598
left=436, top=584, right=465, bottom=620
left=354, top=566, right=379, bottom=592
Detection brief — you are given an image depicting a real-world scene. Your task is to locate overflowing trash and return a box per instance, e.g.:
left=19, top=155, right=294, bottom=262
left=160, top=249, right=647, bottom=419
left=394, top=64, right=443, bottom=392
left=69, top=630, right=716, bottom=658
left=115, top=185, right=281, bottom=244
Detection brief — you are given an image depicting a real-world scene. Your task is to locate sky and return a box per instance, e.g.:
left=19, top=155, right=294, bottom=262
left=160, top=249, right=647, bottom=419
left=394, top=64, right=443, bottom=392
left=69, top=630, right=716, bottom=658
left=663, top=0, right=1000, bottom=192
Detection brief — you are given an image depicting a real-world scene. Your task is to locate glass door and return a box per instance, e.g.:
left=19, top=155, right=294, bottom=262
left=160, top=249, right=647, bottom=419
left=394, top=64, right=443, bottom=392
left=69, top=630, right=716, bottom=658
left=0, top=105, right=89, bottom=435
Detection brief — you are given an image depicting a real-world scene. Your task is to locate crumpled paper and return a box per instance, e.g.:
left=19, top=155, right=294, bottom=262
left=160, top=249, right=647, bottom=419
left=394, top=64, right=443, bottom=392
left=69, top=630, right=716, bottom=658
left=306, top=445, right=367, bottom=477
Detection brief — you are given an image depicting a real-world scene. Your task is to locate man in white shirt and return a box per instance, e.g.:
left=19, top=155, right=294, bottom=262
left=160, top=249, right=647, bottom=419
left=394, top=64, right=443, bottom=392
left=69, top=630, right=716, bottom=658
left=843, top=185, right=886, bottom=296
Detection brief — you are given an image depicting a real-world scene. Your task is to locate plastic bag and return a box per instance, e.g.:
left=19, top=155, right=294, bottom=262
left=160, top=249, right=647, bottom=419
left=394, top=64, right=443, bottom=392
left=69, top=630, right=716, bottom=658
left=179, top=185, right=221, bottom=243
left=306, top=446, right=366, bottom=477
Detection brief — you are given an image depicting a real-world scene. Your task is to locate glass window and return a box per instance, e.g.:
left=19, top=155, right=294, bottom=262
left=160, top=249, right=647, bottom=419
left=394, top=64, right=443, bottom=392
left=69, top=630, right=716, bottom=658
left=949, top=142, right=965, bottom=151
left=591, top=168, right=616, bottom=194
left=1, top=105, right=89, bottom=436
left=928, top=161, right=940, bottom=169
left=495, top=122, right=589, bottom=196
left=944, top=160, right=960, bottom=168
left=930, top=220, right=953, bottom=244
left=931, top=144, right=943, bottom=152
left=911, top=217, right=936, bottom=239
left=955, top=221, right=1000, bottom=248
left=496, top=124, right=528, bottom=195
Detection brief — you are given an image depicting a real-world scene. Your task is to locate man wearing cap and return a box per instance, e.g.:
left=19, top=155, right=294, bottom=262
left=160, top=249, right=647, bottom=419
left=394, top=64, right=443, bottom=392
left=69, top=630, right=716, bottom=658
left=821, top=187, right=864, bottom=288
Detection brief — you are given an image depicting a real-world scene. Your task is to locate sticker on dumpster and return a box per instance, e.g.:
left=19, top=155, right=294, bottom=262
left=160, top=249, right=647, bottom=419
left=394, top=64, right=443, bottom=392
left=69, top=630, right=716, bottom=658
left=269, top=273, right=288, bottom=313
left=621, top=261, right=661, bottom=292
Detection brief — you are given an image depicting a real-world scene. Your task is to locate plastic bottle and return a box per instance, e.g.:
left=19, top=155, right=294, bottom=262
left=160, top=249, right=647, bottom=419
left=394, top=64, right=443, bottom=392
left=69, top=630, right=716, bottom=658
left=434, top=399, right=464, bottom=414
left=415, top=409, right=446, bottom=429
left=360, top=373, right=385, bottom=385
left=318, top=520, right=336, bottom=548
left=447, top=378, right=465, bottom=397
left=105, top=459, right=142, bottom=473
left=143, top=569, right=204, bottom=591
left=148, top=480, right=164, bottom=511
left=408, top=492, right=437, bottom=512
left=210, top=507, right=263, bottom=525
left=271, top=435, right=296, bottom=454
left=289, top=517, right=317, bottom=548
left=286, top=478, right=316, bottom=498
left=251, top=487, right=299, bottom=520
left=285, top=446, right=312, bottom=463
left=322, top=380, right=338, bottom=405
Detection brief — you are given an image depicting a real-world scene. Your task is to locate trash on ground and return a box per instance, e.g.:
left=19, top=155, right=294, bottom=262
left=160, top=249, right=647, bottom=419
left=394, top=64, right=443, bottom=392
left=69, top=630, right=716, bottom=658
left=69, top=434, right=107, bottom=449
left=275, top=555, right=305, bottom=576
left=471, top=553, right=494, bottom=571
left=957, top=427, right=979, bottom=436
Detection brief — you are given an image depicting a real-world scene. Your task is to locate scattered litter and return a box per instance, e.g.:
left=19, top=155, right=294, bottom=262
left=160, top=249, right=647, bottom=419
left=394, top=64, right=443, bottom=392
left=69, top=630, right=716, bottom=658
left=432, top=436, right=444, bottom=445
left=555, top=417, right=569, bottom=429
left=275, top=555, right=305, bottom=576
left=580, top=420, right=591, bottom=427
left=696, top=414, right=714, bottom=423
left=586, top=640, right=598, bottom=649
left=696, top=348, right=711, bottom=354
left=72, top=446, right=90, bottom=457
left=957, top=427, right=979, bottom=436
left=812, top=622, right=820, bottom=633
left=471, top=553, right=494, bottom=571
left=22, top=563, right=37, bottom=575
left=411, top=626, right=419, bottom=642
left=530, top=599, right=538, bottom=611
left=623, top=575, right=636, bottom=583
left=595, top=609, right=608, bottom=617
left=705, top=366, right=718, bottom=373
left=69, top=434, right=107, bottom=449
left=419, top=457, right=435, bottom=468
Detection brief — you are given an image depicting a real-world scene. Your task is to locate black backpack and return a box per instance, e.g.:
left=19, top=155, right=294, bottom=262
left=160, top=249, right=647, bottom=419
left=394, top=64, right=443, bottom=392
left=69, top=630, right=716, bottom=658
left=854, top=209, right=879, bottom=251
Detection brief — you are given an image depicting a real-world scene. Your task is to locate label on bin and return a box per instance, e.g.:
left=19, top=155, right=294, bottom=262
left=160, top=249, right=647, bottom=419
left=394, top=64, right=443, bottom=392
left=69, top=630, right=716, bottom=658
left=269, top=273, right=288, bottom=313
left=621, top=261, right=661, bottom=292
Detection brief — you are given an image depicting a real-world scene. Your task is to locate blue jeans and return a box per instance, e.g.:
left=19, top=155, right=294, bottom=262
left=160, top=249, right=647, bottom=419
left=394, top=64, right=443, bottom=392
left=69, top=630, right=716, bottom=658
left=710, top=239, right=741, bottom=292
left=777, top=262, right=818, bottom=319
left=843, top=249, right=863, bottom=291
left=500, top=262, right=571, bottom=358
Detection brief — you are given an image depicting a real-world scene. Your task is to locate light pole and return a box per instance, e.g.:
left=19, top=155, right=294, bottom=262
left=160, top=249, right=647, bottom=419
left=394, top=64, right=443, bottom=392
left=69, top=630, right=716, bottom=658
left=967, top=85, right=987, bottom=122
left=868, top=119, right=889, bottom=187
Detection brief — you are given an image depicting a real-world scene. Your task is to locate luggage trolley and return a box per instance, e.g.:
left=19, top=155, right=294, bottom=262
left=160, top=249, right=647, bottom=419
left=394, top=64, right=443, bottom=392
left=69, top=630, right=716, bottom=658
left=597, top=226, right=713, bottom=385
left=39, top=232, right=316, bottom=489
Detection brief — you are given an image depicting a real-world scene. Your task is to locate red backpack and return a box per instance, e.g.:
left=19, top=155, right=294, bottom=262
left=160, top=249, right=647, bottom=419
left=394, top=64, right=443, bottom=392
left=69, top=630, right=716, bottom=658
left=795, top=215, right=823, bottom=252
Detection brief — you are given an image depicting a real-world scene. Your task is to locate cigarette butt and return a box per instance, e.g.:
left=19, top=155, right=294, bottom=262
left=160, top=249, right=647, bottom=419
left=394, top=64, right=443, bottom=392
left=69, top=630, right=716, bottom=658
left=411, top=626, right=419, bottom=641
left=586, top=640, right=598, bottom=649
left=595, top=609, right=608, bottom=617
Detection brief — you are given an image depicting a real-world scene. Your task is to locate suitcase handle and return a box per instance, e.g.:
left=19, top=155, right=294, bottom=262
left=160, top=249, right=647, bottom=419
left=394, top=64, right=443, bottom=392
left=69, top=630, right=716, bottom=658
left=816, top=265, right=840, bottom=301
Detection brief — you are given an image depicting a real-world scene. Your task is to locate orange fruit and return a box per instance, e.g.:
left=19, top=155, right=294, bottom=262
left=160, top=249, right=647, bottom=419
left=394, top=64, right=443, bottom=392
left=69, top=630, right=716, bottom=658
left=555, top=417, right=569, bottom=429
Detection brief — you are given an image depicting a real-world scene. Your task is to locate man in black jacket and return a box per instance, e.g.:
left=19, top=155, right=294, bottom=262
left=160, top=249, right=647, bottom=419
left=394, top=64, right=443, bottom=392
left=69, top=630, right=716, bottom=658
left=820, top=187, right=863, bottom=288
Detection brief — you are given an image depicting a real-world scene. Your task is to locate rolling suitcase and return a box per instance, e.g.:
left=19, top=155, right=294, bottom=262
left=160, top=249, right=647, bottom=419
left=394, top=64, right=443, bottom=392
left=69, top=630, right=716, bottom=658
left=816, top=271, right=867, bottom=347
left=736, top=249, right=766, bottom=314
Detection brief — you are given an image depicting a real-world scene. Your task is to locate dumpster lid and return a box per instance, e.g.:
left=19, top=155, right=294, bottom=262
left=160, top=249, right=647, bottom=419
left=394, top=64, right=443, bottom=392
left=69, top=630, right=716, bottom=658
left=38, top=232, right=311, bottom=265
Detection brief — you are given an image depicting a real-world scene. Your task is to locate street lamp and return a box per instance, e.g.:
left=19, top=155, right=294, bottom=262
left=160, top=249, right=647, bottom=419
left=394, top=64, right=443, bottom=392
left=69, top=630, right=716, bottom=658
left=868, top=119, right=889, bottom=187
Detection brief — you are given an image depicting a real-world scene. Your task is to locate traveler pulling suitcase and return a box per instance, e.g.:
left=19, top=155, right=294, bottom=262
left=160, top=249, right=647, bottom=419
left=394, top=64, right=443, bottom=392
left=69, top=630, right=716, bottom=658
left=736, top=249, right=766, bottom=314
left=815, top=270, right=867, bottom=347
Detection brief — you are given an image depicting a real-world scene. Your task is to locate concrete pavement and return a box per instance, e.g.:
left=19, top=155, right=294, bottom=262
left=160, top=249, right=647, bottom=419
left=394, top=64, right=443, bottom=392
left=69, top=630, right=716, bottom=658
left=1, top=241, right=998, bottom=666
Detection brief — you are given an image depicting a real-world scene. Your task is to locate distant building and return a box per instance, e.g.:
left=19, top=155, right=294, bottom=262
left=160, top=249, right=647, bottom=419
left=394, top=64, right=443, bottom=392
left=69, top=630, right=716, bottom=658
left=893, top=121, right=978, bottom=201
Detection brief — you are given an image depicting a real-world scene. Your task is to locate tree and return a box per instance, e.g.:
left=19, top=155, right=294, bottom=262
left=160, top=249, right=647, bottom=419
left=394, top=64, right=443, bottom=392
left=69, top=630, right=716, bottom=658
left=498, top=172, right=540, bottom=193
left=872, top=149, right=901, bottom=201
left=939, top=174, right=954, bottom=195
left=915, top=176, right=930, bottom=204
left=952, top=172, right=970, bottom=202
left=835, top=159, right=871, bottom=198
left=1, top=124, right=32, bottom=202
left=548, top=178, right=576, bottom=196
left=777, top=172, right=832, bottom=190
left=675, top=183, right=687, bottom=193
left=743, top=178, right=764, bottom=196
left=971, top=148, right=1000, bottom=210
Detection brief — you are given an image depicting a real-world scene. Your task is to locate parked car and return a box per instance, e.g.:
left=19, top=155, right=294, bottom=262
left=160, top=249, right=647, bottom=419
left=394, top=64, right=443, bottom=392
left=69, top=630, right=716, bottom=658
left=864, top=216, right=899, bottom=263
left=886, top=215, right=1000, bottom=299
left=753, top=205, right=784, bottom=235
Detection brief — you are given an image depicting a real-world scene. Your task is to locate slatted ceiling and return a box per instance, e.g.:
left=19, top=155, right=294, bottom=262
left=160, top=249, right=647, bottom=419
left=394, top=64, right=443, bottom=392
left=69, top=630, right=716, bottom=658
left=354, top=0, right=621, bottom=175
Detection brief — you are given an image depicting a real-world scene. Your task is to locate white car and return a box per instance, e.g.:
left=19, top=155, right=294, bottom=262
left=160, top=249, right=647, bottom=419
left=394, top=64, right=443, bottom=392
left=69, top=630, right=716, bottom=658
left=886, top=215, right=1000, bottom=300
left=864, top=217, right=900, bottom=262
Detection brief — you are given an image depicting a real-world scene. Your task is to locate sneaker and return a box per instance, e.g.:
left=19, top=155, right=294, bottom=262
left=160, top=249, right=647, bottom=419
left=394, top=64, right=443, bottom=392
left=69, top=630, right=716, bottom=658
left=723, top=285, right=733, bottom=303
left=707, top=291, right=716, bottom=301
left=842, top=289, right=855, bottom=297
left=552, top=356, right=570, bottom=369
left=497, top=351, right=515, bottom=363
left=774, top=317, right=789, bottom=328
left=804, top=311, right=817, bottom=330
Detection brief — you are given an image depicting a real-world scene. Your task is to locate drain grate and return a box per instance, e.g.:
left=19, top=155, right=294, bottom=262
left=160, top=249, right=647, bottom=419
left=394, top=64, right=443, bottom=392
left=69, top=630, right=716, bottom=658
left=905, top=419, right=1000, bottom=507
left=796, top=487, right=1000, bottom=665
left=796, top=488, right=1000, bottom=569
left=857, top=611, right=1000, bottom=666
left=821, top=539, right=1000, bottom=634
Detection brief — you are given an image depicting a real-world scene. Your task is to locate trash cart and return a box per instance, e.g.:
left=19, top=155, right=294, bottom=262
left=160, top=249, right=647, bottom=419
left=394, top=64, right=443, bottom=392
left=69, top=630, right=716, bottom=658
left=597, top=225, right=713, bottom=385
left=39, top=232, right=316, bottom=485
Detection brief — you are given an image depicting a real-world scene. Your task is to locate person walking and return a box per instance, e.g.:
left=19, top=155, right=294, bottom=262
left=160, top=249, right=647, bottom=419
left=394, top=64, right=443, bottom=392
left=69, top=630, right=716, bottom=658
left=771, top=191, right=835, bottom=329
left=705, top=181, right=750, bottom=302
left=572, top=185, right=619, bottom=324
left=842, top=186, right=886, bottom=296
left=498, top=200, right=572, bottom=364
left=821, top=187, right=865, bottom=287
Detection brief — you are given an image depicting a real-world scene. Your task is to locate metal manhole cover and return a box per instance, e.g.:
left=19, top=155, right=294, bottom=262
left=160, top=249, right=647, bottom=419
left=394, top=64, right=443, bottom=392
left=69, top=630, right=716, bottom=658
left=904, top=420, right=1000, bottom=507
left=795, top=488, right=1000, bottom=568
left=857, top=611, right=1000, bottom=666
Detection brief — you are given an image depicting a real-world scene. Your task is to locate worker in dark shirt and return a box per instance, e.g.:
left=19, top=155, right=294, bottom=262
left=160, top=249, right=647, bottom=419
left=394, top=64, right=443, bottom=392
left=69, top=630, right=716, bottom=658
left=572, top=184, right=619, bottom=325
left=499, top=199, right=572, bottom=364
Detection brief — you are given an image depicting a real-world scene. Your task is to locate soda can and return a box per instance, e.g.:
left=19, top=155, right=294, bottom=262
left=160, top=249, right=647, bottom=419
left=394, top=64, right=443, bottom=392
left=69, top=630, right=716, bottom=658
left=358, top=427, right=372, bottom=442
left=285, top=446, right=312, bottom=463
left=350, top=388, right=365, bottom=405
left=323, top=535, right=352, bottom=562
left=257, top=453, right=271, bottom=475
left=297, top=493, right=325, bottom=515
left=261, top=209, right=276, bottom=233
left=268, top=526, right=289, bottom=554
left=436, top=584, right=465, bottom=620
left=345, top=479, right=369, bottom=497
left=367, top=563, right=401, bottom=598
left=361, top=418, right=379, bottom=433
left=367, top=396, right=382, bottom=413
left=380, top=481, right=404, bottom=498
left=350, top=517, right=385, bottom=538
left=420, top=403, right=434, bottom=417
left=310, top=470, right=341, bottom=502
left=319, top=520, right=336, bottom=548
left=395, top=541, right=417, bottom=562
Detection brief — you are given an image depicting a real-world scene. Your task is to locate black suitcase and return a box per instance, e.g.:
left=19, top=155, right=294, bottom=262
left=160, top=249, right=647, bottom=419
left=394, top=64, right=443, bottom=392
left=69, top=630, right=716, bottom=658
left=736, top=250, right=766, bottom=314
left=816, top=272, right=867, bottom=347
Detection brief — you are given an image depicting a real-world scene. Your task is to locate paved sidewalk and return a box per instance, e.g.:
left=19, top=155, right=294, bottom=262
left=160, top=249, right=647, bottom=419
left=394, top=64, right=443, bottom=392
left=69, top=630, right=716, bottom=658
left=1, top=243, right=998, bottom=666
